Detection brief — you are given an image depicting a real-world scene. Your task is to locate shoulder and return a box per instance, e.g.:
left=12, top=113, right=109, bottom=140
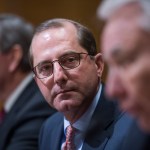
left=5, top=79, right=57, bottom=129
left=16, top=79, right=56, bottom=116
left=39, top=112, right=63, bottom=142
left=121, top=122, right=150, bottom=150
left=42, top=112, right=63, bottom=129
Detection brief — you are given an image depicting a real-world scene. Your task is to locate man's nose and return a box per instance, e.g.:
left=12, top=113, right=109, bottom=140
left=105, top=69, right=125, bottom=99
left=53, top=62, right=68, bottom=86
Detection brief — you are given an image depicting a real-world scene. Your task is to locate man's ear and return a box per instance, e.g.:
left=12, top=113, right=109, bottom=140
left=8, top=44, right=23, bottom=72
left=94, top=53, right=104, bottom=78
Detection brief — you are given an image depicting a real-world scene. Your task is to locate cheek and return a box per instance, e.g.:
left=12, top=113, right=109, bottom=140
left=73, top=61, right=99, bottom=82
left=124, top=62, right=150, bottom=104
left=131, top=66, right=150, bottom=95
left=36, top=79, right=53, bottom=103
left=137, top=68, right=150, bottom=111
left=130, top=56, right=150, bottom=89
left=79, top=73, right=99, bottom=97
left=78, top=67, right=99, bottom=85
left=71, top=66, right=99, bottom=97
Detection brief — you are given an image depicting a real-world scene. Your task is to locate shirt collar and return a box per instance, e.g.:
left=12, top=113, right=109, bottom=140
left=4, top=73, right=33, bottom=112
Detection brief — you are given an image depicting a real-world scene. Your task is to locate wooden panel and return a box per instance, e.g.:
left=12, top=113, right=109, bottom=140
left=0, top=0, right=106, bottom=80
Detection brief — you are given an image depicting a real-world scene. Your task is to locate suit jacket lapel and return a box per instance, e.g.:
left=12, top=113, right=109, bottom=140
left=52, top=119, right=64, bottom=150
left=83, top=85, right=117, bottom=149
left=82, top=138, right=109, bottom=150
left=0, top=79, right=37, bottom=148
left=44, top=113, right=64, bottom=150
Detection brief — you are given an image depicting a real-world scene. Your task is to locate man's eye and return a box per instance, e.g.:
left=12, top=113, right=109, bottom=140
left=61, top=55, right=78, bottom=64
left=115, top=58, right=134, bottom=70
left=38, top=64, right=52, bottom=74
left=67, top=56, right=77, bottom=62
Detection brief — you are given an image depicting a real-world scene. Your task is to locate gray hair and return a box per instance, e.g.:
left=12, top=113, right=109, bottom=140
left=97, top=0, right=150, bottom=32
left=0, top=13, right=34, bottom=72
left=29, top=18, right=97, bottom=67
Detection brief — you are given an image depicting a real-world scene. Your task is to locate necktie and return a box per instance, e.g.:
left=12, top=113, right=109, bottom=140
left=63, top=125, right=76, bottom=150
left=0, top=108, right=5, bottom=124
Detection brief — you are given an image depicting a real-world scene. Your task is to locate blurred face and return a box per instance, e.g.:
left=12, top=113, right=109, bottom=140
left=31, top=23, right=103, bottom=120
left=101, top=17, right=150, bottom=131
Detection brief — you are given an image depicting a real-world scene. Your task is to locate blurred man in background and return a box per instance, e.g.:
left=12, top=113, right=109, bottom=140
left=0, top=14, right=56, bottom=150
left=97, top=0, right=150, bottom=149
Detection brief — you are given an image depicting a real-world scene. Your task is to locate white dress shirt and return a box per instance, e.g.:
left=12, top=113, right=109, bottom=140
left=4, top=73, right=33, bottom=112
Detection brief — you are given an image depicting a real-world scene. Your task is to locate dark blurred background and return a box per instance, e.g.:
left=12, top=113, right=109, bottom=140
left=0, top=0, right=106, bottom=79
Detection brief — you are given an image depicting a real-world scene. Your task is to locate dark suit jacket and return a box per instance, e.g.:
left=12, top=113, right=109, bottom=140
left=0, top=79, right=56, bottom=150
left=120, top=121, right=150, bottom=150
left=39, top=85, right=133, bottom=150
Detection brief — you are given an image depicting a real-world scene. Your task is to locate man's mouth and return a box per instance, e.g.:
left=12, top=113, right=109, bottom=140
left=54, top=89, right=73, bottom=98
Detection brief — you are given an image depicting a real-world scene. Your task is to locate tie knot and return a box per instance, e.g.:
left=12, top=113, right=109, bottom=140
left=66, top=125, right=75, bottom=137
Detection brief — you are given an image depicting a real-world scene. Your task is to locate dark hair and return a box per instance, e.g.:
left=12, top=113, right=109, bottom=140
left=0, top=13, right=34, bottom=72
left=29, top=18, right=97, bottom=67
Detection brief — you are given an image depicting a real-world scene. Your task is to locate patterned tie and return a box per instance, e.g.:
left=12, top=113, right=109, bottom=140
left=0, top=108, right=5, bottom=124
left=63, top=125, right=76, bottom=150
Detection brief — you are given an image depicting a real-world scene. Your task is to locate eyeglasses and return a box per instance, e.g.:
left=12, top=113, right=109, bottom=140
left=32, top=52, right=89, bottom=79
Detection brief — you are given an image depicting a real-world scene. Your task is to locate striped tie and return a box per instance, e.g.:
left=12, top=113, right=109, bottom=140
left=63, top=125, right=76, bottom=150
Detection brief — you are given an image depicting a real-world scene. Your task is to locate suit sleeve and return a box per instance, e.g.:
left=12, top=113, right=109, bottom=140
left=5, top=92, right=56, bottom=150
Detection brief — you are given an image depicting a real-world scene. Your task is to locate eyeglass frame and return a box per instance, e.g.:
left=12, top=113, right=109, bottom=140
left=32, top=52, right=92, bottom=79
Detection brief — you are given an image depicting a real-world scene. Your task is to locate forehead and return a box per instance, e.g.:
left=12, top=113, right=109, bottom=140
left=102, top=18, right=141, bottom=59
left=32, top=22, right=78, bottom=51
left=31, top=22, right=85, bottom=66
left=101, top=2, right=147, bottom=60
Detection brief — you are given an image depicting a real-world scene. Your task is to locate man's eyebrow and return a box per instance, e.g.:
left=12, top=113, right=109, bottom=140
left=59, top=50, right=84, bottom=58
left=110, top=45, right=141, bottom=62
left=60, top=50, right=78, bottom=55
left=110, top=48, right=123, bottom=59
left=35, top=51, right=78, bottom=66
left=35, top=60, right=52, bottom=67
left=108, top=47, right=130, bottom=64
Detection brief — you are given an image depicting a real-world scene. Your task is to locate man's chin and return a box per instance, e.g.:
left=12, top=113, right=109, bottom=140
left=54, top=99, right=73, bottom=112
left=56, top=99, right=81, bottom=112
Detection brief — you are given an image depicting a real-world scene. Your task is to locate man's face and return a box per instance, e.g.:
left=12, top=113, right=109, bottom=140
left=101, top=18, right=150, bottom=131
left=31, top=23, right=103, bottom=118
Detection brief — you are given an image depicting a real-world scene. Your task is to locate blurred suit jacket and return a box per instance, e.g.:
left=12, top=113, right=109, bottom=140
left=120, top=121, right=150, bottom=150
left=39, top=85, right=133, bottom=150
left=0, top=79, right=56, bottom=150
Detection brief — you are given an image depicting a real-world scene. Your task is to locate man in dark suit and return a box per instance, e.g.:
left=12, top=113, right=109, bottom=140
left=97, top=0, right=150, bottom=149
left=0, top=14, right=56, bottom=150
left=39, top=85, right=133, bottom=150
left=29, top=18, right=133, bottom=150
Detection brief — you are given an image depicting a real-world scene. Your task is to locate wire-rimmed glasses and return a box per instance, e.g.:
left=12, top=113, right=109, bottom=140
left=32, top=52, right=89, bottom=79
